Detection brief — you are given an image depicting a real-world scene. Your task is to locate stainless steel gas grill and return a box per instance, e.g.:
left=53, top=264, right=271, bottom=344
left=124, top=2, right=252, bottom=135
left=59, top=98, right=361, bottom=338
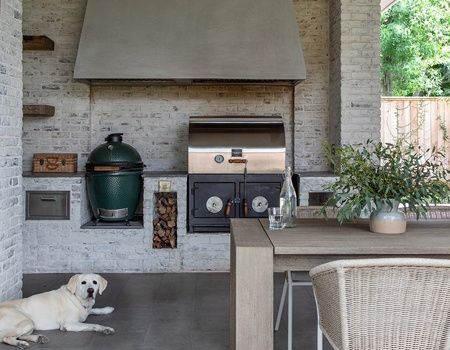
left=188, top=116, right=286, bottom=233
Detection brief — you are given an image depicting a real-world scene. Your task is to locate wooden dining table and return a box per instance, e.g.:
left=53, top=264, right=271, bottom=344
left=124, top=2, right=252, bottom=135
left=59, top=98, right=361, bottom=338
left=230, top=218, right=450, bottom=350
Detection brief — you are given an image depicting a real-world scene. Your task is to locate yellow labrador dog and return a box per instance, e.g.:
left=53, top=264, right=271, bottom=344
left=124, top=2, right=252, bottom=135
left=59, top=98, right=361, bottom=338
left=0, top=274, right=114, bottom=348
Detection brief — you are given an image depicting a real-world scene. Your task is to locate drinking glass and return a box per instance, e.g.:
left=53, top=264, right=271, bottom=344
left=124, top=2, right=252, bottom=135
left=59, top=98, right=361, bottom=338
left=268, top=207, right=284, bottom=230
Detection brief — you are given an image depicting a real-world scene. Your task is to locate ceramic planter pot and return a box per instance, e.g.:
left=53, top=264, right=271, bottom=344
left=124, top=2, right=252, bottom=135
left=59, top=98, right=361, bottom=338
left=369, top=201, right=406, bottom=234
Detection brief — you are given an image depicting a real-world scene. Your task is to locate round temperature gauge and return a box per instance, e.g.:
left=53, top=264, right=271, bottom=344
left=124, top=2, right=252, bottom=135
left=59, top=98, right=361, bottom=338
left=252, top=196, right=269, bottom=213
left=206, top=196, right=223, bottom=214
left=214, top=154, right=225, bottom=163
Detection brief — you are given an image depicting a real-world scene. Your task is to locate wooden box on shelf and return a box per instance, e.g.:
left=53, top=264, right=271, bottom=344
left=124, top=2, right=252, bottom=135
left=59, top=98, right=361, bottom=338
left=32, top=153, right=78, bottom=173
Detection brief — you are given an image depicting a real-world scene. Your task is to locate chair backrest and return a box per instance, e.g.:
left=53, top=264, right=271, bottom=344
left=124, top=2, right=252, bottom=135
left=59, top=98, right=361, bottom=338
left=310, top=258, right=450, bottom=350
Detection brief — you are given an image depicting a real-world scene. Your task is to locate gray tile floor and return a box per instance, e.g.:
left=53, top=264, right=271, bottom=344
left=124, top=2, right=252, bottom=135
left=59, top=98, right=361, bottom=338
left=0, top=273, right=332, bottom=350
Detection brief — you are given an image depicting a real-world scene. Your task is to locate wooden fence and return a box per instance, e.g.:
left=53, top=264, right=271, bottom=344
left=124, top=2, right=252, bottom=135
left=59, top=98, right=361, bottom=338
left=381, top=97, right=450, bottom=167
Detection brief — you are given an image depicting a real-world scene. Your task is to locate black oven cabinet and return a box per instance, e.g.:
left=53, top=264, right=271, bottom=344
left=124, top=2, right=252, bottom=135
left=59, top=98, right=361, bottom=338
left=188, top=174, right=284, bottom=233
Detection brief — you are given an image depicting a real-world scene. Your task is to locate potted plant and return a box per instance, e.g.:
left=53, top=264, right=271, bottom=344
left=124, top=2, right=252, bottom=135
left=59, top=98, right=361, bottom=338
left=321, top=140, right=450, bottom=234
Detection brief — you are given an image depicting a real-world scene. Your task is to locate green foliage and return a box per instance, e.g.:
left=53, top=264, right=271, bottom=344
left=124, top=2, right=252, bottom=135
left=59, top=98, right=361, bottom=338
left=322, top=140, right=450, bottom=224
left=381, top=0, right=450, bottom=96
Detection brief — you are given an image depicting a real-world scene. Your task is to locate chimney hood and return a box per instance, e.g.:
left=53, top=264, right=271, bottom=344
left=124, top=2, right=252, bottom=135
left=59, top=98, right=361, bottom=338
left=74, top=0, right=306, bottom=86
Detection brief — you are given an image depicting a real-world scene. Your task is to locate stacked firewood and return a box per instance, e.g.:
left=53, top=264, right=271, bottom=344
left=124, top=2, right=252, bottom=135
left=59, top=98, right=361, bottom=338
left=153, top=193, right=177, bottom=248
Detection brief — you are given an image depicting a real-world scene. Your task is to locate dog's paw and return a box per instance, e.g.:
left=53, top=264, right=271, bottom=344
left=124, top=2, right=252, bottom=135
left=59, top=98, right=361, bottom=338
left=37, top=335, right=49, bottom=344
left=104, top=306, right=114, bottom=314
left=60, top=325, right=68, bottom=332
left=100, top=327, right=115, bottom=335
left=17, top=340, right=29, bottom=349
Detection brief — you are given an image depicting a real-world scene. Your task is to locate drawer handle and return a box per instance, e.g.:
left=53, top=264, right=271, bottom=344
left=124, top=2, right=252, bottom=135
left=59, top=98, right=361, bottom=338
left=40, top=196, right=56, bottom=202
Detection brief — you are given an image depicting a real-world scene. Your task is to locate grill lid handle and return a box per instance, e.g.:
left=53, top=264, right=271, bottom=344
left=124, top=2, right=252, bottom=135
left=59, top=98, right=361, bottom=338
left=105, top=133, right=123, bottom=143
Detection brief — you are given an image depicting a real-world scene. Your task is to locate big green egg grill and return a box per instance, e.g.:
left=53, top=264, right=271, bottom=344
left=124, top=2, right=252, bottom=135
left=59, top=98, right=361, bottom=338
left=86, top=133, right=144, bottom=223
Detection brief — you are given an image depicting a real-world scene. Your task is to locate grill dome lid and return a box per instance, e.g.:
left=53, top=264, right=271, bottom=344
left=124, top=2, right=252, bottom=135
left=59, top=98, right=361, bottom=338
left=86, top=133, right=143, bottom=169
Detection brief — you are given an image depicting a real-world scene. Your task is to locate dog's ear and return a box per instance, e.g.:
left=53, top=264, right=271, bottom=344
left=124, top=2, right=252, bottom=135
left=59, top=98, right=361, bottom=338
left=98, top=275, right=108, bottom=295
left=67, top=274, right=80, bottom=294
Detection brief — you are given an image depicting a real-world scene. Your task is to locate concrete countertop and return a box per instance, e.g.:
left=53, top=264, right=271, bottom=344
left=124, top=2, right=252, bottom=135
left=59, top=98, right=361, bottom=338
left=142, top=171, right=187, bottom=177
left=23, top=171, right=332, bottom=178
left=297, top=171, right=336, bottom=178
left=23, top=171, right=188, bottom=178
left=23, top=171, right=85, bottom=178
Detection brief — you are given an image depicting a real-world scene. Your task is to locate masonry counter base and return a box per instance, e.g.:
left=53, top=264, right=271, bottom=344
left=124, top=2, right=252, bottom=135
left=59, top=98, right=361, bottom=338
left=81, top=217, right=143, bottom=229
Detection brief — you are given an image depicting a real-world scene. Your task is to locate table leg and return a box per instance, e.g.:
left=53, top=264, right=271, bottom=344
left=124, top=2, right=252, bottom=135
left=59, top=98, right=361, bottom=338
left=230, top=236, right=274, bottom=350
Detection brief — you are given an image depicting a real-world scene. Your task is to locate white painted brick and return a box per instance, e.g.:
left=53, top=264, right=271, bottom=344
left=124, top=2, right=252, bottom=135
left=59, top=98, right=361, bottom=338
left=20, top=0, right=382, bottom=274
left=294, top=0, right=330, bottom=172
left=0, top=0, right=23, bottom=301
left=22, top=0, right=336, bottom=175
left=23, top=175, right=230, bottom=273
left=329, top=0, right=381, bottom=146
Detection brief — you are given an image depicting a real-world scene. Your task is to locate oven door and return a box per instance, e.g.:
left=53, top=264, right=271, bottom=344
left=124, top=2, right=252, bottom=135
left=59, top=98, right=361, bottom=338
left=239, top=181, right=282, bottom=218
left=188, top=175, right=237, bottom=233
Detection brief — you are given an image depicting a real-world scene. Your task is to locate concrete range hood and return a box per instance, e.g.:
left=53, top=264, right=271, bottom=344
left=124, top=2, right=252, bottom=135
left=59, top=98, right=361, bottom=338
left=74, top=0, right=306, bottom=86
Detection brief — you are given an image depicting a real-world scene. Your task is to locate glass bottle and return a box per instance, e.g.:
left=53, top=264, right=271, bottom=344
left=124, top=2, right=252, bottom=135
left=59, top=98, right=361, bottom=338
left=279, top=166, right=297, bottom=228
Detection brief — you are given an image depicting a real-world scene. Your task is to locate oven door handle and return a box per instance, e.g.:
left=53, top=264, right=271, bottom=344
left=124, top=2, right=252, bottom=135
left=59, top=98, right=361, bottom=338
left=224, top=199, right=233, bottom=217
left=242, top=199, right=249, bottom=217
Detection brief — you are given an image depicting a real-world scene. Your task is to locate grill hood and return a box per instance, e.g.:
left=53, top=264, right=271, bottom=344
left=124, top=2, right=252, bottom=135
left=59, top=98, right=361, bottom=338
left=74, top=0, right=306, bottom=86
left=188, top=116, right=286, bottom=174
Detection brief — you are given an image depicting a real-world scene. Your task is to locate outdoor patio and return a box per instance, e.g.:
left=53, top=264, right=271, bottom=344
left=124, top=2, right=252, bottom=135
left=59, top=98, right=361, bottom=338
left=1, top=0, right=450, bottom=349
left=0, top=273, right=330, bottom=350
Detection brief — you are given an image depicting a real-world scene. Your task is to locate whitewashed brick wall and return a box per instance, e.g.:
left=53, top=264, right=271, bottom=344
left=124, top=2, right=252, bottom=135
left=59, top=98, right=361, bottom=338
left=298, top=174, right=337, bottom=206
left=22, top=0, right=381, bottom=172
left=91, top=86, right=293, bottom=171
left=22, top=0, right=333, bottom=173
left=23, top=175, right=229, bottom=273
left=329, top=0, right=342, bottom=146
left=20, top=0, right=383, bottom=274
left=22, top=0, right=90, bottom=171
left=22, top=176, right=87, bottom=271
left=0, top=0, right=23, bottom=301
left=329, top=0, right=381, bottom=145
left=294, top=0, right=330, bottom=172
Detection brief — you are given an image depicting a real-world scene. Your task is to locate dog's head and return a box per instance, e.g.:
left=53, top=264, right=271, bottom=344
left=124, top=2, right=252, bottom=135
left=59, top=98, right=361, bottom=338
left=66, top=273, right=108, bottom=301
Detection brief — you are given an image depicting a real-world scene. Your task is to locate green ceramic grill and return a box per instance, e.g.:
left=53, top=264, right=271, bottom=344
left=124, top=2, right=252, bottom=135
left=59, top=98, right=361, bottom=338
left=86, top=133, right=144, bottom=222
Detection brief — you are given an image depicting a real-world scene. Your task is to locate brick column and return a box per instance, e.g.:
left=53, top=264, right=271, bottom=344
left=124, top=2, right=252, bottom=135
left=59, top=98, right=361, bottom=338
left=0, top=0, right=23, bottom=301
left=294, top=0, right=330, bottom=172
left=329, top=0, right=381, bottom=146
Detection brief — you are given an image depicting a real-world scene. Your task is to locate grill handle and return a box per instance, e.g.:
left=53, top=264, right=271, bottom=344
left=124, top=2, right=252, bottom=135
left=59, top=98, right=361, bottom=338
left=224, top=199, right=233, bottom=217
left=93, top=165, right=121, bottom=172
left=228, top=159, right=248, bottom=164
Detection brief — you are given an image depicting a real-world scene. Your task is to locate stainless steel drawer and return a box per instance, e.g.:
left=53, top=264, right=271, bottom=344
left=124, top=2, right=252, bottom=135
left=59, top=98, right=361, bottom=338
left=26, top=191, right=70, bottom=220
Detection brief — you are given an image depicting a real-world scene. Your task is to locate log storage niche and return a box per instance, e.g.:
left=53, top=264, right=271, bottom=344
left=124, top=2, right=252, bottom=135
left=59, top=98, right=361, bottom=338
left=153, top=192, right=177, bottom=249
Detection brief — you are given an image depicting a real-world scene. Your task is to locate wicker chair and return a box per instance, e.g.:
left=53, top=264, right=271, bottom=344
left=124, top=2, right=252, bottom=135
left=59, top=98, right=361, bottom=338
left=310, top=258, right=450, bottom=350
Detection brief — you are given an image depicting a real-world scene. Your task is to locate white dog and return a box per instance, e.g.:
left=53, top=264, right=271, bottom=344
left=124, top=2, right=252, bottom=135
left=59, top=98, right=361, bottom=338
left=0, top=274, right=115, bottom=349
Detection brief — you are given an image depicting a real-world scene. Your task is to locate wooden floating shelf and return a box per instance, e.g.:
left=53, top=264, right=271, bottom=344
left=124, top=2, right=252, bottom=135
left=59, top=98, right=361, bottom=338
left=23, top=105, right=55, bottom=117
left=23, top=35, right=54, bottom=51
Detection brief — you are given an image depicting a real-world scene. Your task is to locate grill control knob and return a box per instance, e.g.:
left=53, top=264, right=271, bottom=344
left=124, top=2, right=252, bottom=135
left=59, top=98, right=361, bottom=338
left=214, top=154, right=224, bottom=163
left=252, top=196, right=269, bottom=213
left=206, top=196, right=224, bottom=214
